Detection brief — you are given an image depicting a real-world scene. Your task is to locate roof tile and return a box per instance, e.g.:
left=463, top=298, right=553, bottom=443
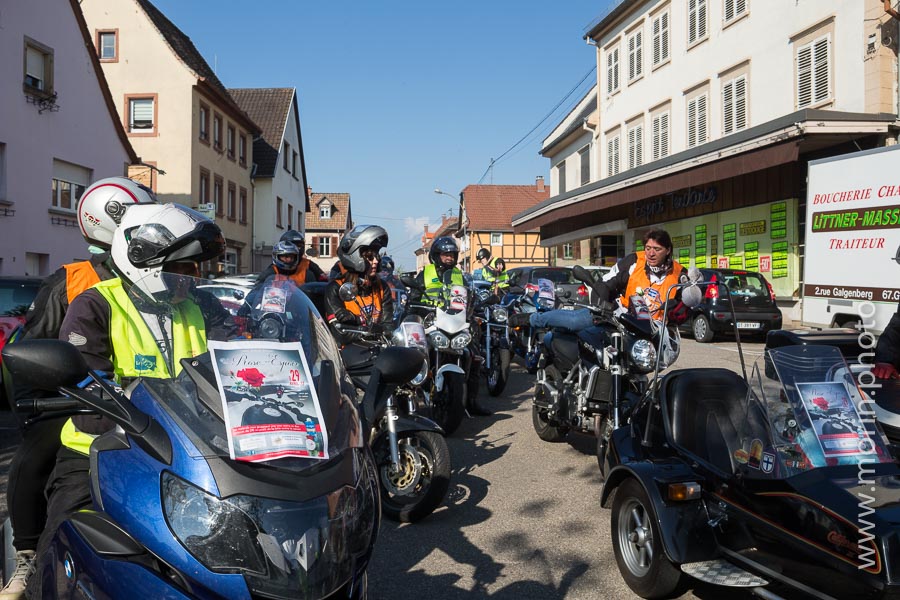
left=229, top=88, right=294, bottom=178
left=463, top=183, right=549, bottom=231
left=306, top=192, right=352, bottom=232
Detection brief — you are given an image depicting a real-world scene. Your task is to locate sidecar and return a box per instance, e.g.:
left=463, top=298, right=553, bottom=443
left=600, top=345, right=900, bottom=600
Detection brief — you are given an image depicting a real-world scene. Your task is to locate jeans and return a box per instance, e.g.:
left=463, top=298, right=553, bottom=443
left=529, top=308, right=593, bottom=332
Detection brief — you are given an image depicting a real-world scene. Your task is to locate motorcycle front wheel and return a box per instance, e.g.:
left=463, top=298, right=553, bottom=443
left=430, top=371, right=466, bottom=435
left=532, top=366, right=569, bottom=442
left=376, top=431, right=451, bottom=523
left=486, top=347, right=511, bottom=397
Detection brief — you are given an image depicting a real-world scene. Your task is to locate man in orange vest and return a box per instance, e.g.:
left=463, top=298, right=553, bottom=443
left=1, top=177, right=155, bottom=599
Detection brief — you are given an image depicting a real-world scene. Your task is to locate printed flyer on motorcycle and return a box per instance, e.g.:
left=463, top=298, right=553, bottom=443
left=796, top=381, right=869, bottom=458
left=208, top=340, right=329, bottom=462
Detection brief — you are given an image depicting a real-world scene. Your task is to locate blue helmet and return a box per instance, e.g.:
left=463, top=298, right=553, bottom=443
left=272, top=241, right=300, bottom=273
left=380, top=255, right=395, bottom=275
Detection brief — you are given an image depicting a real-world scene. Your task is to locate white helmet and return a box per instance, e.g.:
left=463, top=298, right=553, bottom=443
left=110, top=203, right=225, bottom=299
left=77, top=177, right=157, bottom=249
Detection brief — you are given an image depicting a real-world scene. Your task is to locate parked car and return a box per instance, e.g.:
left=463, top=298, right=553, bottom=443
left=0, top=276, right=42, bottom=409
left=683, top=268, right=782, bottom=342
left=197, top=278, right=254, bottom=316
left=505, top=266, right=586, bottom=302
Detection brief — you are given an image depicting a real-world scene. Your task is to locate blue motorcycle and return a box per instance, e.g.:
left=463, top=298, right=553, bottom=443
left=1, top=276, right=424, bottom=599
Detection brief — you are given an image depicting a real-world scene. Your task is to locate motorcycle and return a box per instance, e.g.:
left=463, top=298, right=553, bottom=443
left=335, top=283, right=451, bottom=523
left=470, top=289, right=511, bottom=397
left=531, top=266, right=698, bottom=450
left=401, top=273, right=473, bottom=435
left=0, top=275, right=424, bottom=599
left=504, top=279, right=564, bottom=374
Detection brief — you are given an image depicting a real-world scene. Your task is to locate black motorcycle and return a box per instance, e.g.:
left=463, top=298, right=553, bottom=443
left=470, top=288, right=511, bottom=397
left=335, top=283, right=451, bottom=523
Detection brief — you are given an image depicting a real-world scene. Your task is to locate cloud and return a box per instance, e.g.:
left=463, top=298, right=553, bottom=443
left=403, top=216, right=433, bottom=237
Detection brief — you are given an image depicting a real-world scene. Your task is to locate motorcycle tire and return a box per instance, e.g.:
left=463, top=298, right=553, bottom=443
left=430, top=371, right=466, bottom=435
left=377, top=431, right=451, bottom=523
left=531, top=366, right=569, bottom=443
left=486, top=348, right=511, bottom=397
left=611, top=478, right=683, bottom=599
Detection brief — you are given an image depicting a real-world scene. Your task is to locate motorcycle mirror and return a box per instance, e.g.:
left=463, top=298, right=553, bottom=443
left=2, top=339, right=89, bottom=392
left=305, top=246, right=319, bottom=258
left=232, top=289, right=245, bottom=301
left=339, top=282, right=358, bottom=302
left=375, top=347, right=426, bottom=383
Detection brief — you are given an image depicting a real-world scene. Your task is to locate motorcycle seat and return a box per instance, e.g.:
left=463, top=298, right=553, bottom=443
left=663, top=369, right=749, bottom=474
left=548, top=332, right=579, bottom=372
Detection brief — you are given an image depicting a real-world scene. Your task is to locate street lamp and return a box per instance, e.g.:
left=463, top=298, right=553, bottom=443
left=433, top=188, right=457, bottom=204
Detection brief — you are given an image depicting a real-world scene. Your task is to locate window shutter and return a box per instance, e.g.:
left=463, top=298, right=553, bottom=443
left=736, top=0, right=746, bottom=17
left=634, top=31, right=642, bottom=78
left=724, top=0, right=734, bottom=22
left=607, top=51, right=614, bottom=94
left=613, top=48, right=619, bottom=90
left=723, top=80, right=734, bottom=134
left=613, top=137, right=620, bottom=175
left=628, top=35, right=636, bottom=81
left=661, top=12, right=669, bottom=61
left=697, top=94, right=708, bottom=144
left=660, top=113, right=669, bottom=158
left=687, top=98, right=698, bottom=148
left=813, top=35, right=830, bottom=104
left=734, top=75, right=747, bottom=130
left=698, top=0, right=707, bottom=39
left=628, top=128, right=636, bottom=169
left=607, top=137, right=615, bottom=176
left=26, top=47, right=45, bottom=88
left=652, top=17, right=661, bottom=65
left=688, top=0, right=698, bottom=43
left=796, top=42, right=813, bottom=108
left=635, top=125, right=643, bottom=167
left=652, top=116, right=661, bottom=160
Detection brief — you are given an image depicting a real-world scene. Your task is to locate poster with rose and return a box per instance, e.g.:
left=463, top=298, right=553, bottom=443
left=207, top=340, right=329, bottom=462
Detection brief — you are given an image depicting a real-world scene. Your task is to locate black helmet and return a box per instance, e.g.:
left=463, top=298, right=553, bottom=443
left=476, top=248, right=490, bottom=262
left=338, top=224, right=389, bottom=273
left=280, top=229, right=305, bottom=248
left=380, top=255, right=395, bottom=275
left=429, top=236, right=459, bottom=266
left=272, top=241, right=300, bottom=273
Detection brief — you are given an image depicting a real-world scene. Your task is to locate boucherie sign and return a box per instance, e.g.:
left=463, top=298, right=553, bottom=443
left=633, top=186, right=717, bottom=222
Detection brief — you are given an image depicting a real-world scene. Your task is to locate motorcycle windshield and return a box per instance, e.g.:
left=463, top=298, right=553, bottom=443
left=739, top=345, right=892, bottom=480
left=129, top=274, right=360, bottom=468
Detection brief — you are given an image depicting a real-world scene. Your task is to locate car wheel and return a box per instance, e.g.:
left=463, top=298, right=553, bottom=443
left=611, top=478, right=683, bottom=599
left=692, top=314, right=714, bottom=343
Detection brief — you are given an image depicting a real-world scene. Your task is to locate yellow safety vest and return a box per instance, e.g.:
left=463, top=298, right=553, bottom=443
left=423, top=264, right=464, bottom=305
left=482, top=257, right=509, bottom=287
left=60, top=278, right=207, bottom=455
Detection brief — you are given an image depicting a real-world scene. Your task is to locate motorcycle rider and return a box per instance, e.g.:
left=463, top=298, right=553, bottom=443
left=256, top=229, right=325, bottom=284
left=410, top=236, right=491, bottom=416
left=1, top=177, right=156, bottom=600
left=476, top=248, right=509, bottom=294
left=324, top=225, right=393, bottom=345
left=29, top=204, right=229, bottom=598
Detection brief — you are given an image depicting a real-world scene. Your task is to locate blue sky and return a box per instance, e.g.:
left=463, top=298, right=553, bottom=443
left=150, top=0, right=615, bottom=269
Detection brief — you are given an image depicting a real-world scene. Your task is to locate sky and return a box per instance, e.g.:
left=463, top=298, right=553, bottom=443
left=150, top=0, right=617, bottom=270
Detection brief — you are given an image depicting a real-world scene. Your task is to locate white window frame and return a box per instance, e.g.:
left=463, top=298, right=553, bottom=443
left=562, top=242, right=574, bottom=260
left=627, top=28, right=643, bottom=82
left=98, top=31, right=116, bottom=60
left=128, top=97, right=154, bottom=133
left=651, top=10, right=670, bottom=67
left=556, top=160, right=567, bottom=194
left=722, top=74, right=748, bottom=135
left=627, top=123, right=643, bottom=170
left=319, top=203, right=331, bottom=219
left=723, top=0, right=748, bottom=24
left=490, top=232, right=503, bottom=246
left=579, top=145, right=590, bottom=186
left=319, top=237, right=332, bottom=257
left=796, top=34, right=831, bottom=109
left=221, top=250, right=238, bottom=275
left=651, top=111, right=670, bottom=160
left=687, top=93, right=708, bottom=148
left=199, top=105, right=208, bottom=141
left=688, top=0, right=708, bottom=46
left=606, top=45, right=620, bottom=94
left=606, top=133, right=620, bottom=177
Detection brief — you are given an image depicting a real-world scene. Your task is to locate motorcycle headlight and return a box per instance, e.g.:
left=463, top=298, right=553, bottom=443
left=451, top=331, right=472, bottom=350
left=629, top=339, right=656, bottom=373
left=427, top=330, right=450, bottom=349
left=410, top=359, right=429, bottom=386
left=491, top=307, right=508, bottom=323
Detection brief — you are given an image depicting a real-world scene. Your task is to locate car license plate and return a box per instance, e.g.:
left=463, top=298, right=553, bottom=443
left=737, top=322, right=761, bottom=329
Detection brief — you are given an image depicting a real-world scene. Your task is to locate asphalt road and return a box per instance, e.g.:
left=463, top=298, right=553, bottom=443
left=368, top=336, right=768, bottom=600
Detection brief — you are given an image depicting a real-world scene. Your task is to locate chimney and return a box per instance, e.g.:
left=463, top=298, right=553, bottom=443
left=536, top=176, right=545, bottom=193
left=307, top=187, right=312, bottom=198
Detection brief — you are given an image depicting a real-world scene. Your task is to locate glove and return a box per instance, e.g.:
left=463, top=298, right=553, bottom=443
left=873, top=362, right=899, bottom=379
left=665, top=301, right=690, bottom=326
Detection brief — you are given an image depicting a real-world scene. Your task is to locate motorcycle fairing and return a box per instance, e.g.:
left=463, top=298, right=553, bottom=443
left=434, top=363, right=464, bottom=392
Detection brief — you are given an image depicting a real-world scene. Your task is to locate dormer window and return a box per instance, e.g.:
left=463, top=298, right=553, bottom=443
left=320, top=203, right=331, bottom=219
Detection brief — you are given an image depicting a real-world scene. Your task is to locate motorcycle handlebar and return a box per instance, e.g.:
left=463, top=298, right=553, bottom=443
left=17, top=397, right=83, bottom=413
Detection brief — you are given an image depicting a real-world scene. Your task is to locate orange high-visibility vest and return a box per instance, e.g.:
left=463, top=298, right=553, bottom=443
left=63, top=261, right=102, bottom=304
left=622, top=251, right=683, bottom=320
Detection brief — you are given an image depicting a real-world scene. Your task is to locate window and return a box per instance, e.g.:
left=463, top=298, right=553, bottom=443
left=25, top=252, right=49, bottom=277
left=227, top=182, right=236, bottom=220
left=651, top=111, right=670, bottom=160
left=292, top=151, right=298, bottom=178
left=239, top=134, right=247, bottom=166
left=579, top=145, right=590, bottom=186
left=606, top=45, right=620, bottom=94
left=688, top=0, right=708, bottom=46
left=490, top=232, right=503, bottom=246
left=283, top=142, right=291, bottom=171
left=127, top=97, right=155, bottom=134
left=97, top=30, right=117, bottom=61
left=320, top=203, right=331, bottom=219
left=239, top=187, right=248, bottom=223
left=199, top=103, right=209, bottom=143
left=213, top=114, right=222, bottom=150
left=277, top=197, right=283, bottom=228
left=50, top=159, right=90, bottom=212
left=627, top=28, right=643, bottom=81
left=724, top=0, right=748, bottom=24
left=797, top=34, right=830, bottom=108
left=221, top=250, right=238, bottom=275
left=556, top=161, right=566, bottom=194
left=319, top=237, right=332, bottom=257
left=563, top=243, right=574, bottom=260
left=214, top=176, right=223, bottom=216
left=651, top=11, right=670, bottom=67
left=288, top=203, right=294, bottom=229
left=226, top=125, right=235, bottom=160
left=722, top=75, right=748, bottom=134
left=627, top=123, right=643, bottom=170
left=24, top=37, right=53, bottom=95
left=199, top=169, right=210, bottom=204
left=687, top=93, right=708, bottom=148
left=606, top=133, right=620, bottom=177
